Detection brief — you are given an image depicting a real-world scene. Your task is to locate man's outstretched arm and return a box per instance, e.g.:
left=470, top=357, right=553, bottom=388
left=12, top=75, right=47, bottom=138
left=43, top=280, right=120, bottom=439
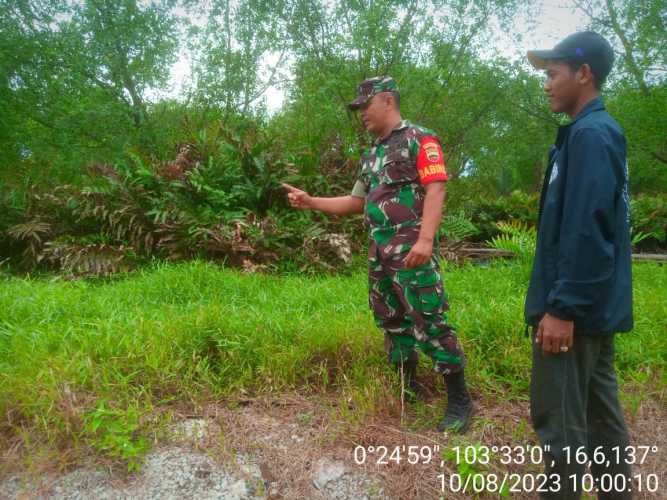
left=282, top=183, right=364, bottom=215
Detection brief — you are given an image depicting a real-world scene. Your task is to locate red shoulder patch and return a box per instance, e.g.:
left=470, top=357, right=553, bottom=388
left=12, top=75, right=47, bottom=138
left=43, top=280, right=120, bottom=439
left=416, top=135, right=448, bottom=185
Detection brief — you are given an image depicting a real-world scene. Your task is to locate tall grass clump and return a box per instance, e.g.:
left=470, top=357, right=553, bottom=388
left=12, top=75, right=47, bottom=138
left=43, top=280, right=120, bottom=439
left=1, top=260, right=664, bottom=468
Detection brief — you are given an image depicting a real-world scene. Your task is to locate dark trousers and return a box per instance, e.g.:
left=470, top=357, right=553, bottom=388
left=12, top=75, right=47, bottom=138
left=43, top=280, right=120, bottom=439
left=531, top=333, right=632, bottom=499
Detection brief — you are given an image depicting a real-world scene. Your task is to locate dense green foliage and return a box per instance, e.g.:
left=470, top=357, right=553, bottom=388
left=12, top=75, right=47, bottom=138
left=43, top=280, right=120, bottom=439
left=1, top=260, right=664, bottom=467
left=2, top=121, right=364, bottom=274
left=1, top=0, right=665, bottom=271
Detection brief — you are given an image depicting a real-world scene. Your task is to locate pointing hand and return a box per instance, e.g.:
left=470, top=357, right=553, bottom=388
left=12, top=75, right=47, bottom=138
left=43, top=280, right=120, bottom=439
left=282, top=183, right=313, bottom=210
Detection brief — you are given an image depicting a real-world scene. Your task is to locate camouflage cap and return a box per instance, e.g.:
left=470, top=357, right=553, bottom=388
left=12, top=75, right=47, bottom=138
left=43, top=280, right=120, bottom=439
left=348, top=76, right=399, bottom=111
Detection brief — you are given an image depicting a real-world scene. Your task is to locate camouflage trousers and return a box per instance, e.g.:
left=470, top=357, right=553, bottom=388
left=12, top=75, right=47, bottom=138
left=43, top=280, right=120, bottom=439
left=368, top=245, right=465, bottom=375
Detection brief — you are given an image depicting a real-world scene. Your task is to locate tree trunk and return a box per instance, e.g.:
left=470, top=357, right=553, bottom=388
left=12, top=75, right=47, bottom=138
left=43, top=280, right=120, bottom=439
left=605, top=0, right=650, bottom=96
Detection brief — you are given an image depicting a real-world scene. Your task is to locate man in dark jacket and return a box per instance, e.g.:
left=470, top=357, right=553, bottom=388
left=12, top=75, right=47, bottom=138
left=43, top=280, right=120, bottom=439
left=525, top=32, right=633, bottom=499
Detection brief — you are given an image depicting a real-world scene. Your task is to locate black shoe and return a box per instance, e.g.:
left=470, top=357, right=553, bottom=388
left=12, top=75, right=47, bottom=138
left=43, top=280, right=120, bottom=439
left=438, top=370, right=473, bottom=433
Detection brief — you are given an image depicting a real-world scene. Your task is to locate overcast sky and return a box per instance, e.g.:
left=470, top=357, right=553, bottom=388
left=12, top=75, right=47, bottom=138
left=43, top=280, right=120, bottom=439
left=163, top=0, right=591, bottom=112
left=495, top=0, right=590, bottom=59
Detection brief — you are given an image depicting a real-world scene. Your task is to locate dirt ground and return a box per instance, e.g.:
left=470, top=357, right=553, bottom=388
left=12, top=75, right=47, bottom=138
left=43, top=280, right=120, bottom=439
left=2, top=385, right=665, bottom=499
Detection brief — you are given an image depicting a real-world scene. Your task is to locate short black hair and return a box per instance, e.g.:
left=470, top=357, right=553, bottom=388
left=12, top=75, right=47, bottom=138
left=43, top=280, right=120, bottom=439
left=391, top=90, right=400, bottom=108
left=562, top=59, right=606, bottom=90
left=380, top=90, right=400, bottom=109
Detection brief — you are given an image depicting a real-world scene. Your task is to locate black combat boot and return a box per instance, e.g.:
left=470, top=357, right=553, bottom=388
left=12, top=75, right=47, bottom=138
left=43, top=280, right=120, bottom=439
left=438, top=370, right=473, bottom=433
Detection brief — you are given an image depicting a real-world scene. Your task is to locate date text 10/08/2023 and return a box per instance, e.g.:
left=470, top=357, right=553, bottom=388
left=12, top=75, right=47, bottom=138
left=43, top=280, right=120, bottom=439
left=352, top=444, right=661, bottom=495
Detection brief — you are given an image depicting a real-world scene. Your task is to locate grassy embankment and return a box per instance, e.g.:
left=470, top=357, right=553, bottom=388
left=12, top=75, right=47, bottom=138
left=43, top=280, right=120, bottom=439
left=1, top=260, right=665, bottom=470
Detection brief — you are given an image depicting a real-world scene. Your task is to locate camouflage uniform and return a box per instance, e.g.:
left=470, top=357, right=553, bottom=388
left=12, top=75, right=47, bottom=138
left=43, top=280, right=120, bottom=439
left=350, top=117, right=465, bottom=375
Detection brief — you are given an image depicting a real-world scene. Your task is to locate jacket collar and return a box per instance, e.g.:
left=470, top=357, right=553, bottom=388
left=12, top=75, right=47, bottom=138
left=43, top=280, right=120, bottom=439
left=555, top=97, right=604, bottom=147
left=374, top=119, right=409, bottom=146
left=572, top=96, right=605, bottom=122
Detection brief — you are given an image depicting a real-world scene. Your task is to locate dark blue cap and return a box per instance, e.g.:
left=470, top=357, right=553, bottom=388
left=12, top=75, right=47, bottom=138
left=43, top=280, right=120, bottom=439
left=527, top=31, right=615, bottom=82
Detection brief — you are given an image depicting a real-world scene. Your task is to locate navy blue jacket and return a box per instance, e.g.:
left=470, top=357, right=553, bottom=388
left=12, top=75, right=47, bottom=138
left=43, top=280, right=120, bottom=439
left=524, top=97, right=633, bottom=335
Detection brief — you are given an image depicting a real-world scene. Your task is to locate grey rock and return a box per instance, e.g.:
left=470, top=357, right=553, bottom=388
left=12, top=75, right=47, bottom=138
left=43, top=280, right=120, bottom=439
left=312, top=459, right=347, bottom=490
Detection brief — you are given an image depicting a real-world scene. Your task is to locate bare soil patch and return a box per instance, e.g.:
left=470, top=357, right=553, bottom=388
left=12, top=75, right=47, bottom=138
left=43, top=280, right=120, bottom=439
left=1, top=388, right=664, bottom=499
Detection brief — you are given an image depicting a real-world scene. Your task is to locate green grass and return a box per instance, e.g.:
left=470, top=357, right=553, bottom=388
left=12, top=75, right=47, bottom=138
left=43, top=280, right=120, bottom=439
left=1, top=260, right=665, bottom=467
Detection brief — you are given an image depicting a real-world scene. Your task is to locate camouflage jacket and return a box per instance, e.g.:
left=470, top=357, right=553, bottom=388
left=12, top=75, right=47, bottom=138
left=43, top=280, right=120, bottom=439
left=351, top=120, right=448, bottom=256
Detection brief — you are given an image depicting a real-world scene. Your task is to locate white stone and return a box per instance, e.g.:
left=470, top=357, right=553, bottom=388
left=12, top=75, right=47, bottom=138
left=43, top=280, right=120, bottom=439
left=312, top=459, right=347, bottom=490
left=175, top=418, right=209, bottom=441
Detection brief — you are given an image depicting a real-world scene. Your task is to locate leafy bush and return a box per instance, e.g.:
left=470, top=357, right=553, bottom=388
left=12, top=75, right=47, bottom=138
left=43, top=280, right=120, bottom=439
left=82, top=400, right=149, bottom=472
left=3, top=124, right=361, bottom=275
left=454, top=191, right=667, bottom=253
left=5, top=132, right=664, bottom=278
left=630, top=194, right=666, bottom=250
left=456, top=191, right=540, bottom=242
left=0, top=186, right=27, bottom=262
left=440, top=210, right=479, bottom=242
left=487, top=220, right=537, bottom=263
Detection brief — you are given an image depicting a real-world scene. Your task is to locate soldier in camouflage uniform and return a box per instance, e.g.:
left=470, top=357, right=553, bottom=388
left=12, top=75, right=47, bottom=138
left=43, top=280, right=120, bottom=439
left=283, top=76, right=473, bottom=433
